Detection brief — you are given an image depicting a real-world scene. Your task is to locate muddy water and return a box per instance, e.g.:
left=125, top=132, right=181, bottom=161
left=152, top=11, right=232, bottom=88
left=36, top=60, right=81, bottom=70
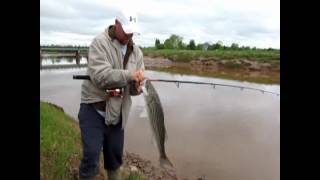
left=40, top=68, right=280, bottom=180
left=41, top=57, right=87, bottom=65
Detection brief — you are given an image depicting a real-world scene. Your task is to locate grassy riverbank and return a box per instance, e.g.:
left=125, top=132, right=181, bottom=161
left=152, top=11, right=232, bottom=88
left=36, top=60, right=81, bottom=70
left=142, top=49, right=280, bottom=62
left=142, top=49, right=280, bottom=84
left=147, top=66, right=280, bottom=84
left=40, top=101, right=81, bottom=180
left=40, top=101, right=144, bottom=180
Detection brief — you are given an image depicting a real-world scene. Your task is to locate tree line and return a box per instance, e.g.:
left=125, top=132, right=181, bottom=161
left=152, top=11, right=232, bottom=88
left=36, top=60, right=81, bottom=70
left=40, top=34, right=279, bottom=51
left=154, top=34, right=278, bottom=51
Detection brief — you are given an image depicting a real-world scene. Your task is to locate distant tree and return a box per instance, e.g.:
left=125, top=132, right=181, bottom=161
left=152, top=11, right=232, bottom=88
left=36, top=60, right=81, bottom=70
left=170, top=34, right=183, bottom=48
left=163, top=34, right=183, bottom=49
left=217, top=41, right=223, bottom=48
left=239, top=46, right=250, bottom=50
left=188, top=39, right=196, bottom=50
left=178, top=41, right=186, bottom=49
left=231, top=43, right=239, bottom=49
left=196, top=43, right=203, bottom=50
left=164, top=39, right=174, bottom=49
left=158, top=44, right=165, bottom=49
left=209, top=41, right=223, bottom=50
left=155, top=39, right=161, bottom=49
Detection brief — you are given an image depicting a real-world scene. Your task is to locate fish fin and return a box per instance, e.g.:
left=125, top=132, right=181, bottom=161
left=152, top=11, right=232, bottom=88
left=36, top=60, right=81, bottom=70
left=160, top=157, right=174, bottom=168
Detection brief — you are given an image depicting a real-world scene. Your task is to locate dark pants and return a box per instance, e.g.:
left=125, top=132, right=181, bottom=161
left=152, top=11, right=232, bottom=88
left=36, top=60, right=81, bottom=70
left=78, top=103, right=124, bottom=178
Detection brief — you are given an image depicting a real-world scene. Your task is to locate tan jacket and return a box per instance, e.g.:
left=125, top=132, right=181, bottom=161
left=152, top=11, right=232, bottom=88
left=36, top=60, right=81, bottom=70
left=81, top=27, right=144, bottom=129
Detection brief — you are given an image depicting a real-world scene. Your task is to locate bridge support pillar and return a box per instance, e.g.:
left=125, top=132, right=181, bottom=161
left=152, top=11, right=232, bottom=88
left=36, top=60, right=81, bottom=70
left=75, top=50, right=80, bottom=66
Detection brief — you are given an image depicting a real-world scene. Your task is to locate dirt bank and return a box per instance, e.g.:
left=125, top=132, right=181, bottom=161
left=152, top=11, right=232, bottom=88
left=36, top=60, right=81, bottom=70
left=68, top=152, right=180, bottom=180
left=143, top=56, right=280, bottom=84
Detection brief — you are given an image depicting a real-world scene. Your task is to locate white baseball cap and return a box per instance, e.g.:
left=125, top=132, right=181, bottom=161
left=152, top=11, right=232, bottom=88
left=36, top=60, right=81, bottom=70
left=116, top=9, right=140, bottom=35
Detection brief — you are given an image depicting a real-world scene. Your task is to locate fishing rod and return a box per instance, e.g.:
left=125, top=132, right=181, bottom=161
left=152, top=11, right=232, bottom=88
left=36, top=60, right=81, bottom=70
left=148, top=79, right=280, bottom=96
left=72, top=75, right=280, bottom=96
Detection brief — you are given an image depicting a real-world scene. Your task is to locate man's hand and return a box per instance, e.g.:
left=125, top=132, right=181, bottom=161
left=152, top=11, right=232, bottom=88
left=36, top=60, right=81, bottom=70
left=135, top=80, right=145, bottom=94
left=130, top=70, right=147, bottom=95
left=132, top=70, right=145, bottom=82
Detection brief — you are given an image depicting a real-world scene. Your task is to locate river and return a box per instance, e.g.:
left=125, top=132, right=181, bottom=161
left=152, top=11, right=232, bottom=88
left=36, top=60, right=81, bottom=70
left=40, top=67, right=280, bottom=180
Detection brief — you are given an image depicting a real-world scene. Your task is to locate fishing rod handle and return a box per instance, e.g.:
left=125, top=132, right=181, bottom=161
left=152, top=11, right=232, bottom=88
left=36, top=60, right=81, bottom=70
left=72, top=75, right=139, bottom=96
left=73, top=75, right=91, bottom=80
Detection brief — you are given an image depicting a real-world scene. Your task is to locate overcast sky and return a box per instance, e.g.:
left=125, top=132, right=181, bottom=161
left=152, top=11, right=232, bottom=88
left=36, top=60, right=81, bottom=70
left=40, top=0, right=280, bottom=48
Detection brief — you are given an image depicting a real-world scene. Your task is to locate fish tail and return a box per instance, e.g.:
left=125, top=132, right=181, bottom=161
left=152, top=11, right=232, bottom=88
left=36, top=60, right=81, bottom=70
left=160, top=156, right=174, bottom=168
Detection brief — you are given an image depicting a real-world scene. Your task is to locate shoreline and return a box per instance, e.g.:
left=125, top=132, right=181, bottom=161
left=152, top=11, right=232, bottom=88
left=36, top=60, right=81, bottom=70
left=40, top=55, right=280, bottom=84
left=143, top=56, right=280, bottom=84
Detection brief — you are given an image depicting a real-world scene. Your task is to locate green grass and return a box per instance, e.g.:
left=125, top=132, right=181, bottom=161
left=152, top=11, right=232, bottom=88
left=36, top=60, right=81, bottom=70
left=40, top=101, right=81, bottom=180
left=142, top=49, right=280, bottom=62
left=40, top=101, right=144, bottom=180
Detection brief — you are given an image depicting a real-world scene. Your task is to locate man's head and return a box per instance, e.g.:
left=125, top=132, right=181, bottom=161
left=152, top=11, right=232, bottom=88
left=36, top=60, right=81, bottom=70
left=114, top=9, right=139, bottom=45
left=114, top=19, right=133, bottom=45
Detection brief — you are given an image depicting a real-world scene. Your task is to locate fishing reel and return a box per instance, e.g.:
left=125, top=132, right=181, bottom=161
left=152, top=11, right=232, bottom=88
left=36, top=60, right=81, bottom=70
left=106, top=88, right=123, bottom=97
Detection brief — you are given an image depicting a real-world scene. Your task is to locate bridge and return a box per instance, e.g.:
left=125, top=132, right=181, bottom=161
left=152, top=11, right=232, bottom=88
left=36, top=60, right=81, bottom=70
left=40, top=47, right=89, bottom=69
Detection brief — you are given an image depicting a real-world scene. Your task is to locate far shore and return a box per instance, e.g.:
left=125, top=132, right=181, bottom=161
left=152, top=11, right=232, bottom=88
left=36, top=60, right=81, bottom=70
left=40, top=53, right=280, bottom=84
left=143, top=56, right=280, bottom=84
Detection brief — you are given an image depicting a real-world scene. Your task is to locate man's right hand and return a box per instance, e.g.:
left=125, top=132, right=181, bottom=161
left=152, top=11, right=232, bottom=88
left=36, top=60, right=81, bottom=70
left=132, top=70, right=145, bottom=82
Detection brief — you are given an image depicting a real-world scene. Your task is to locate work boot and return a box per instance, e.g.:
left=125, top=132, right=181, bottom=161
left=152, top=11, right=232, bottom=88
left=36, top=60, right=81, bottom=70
left=106, top=168, right=121, bottom=180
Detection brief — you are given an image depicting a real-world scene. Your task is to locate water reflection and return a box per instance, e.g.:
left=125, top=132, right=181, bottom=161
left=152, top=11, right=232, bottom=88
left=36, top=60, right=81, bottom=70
left=41, top=57, right=87, bottom=66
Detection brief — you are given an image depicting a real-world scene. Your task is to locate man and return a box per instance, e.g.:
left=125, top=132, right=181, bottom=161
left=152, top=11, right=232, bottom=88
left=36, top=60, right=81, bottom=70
left=78, top=11, right=145, bottom=180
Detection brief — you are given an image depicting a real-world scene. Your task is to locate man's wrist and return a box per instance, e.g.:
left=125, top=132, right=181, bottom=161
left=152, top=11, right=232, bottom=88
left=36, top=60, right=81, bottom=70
left=124, top=70, right=134, bottom=82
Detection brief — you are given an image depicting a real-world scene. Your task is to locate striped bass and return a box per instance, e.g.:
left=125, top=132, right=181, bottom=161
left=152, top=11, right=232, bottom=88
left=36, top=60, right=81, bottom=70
left=142, top=80, right=173, bottom=168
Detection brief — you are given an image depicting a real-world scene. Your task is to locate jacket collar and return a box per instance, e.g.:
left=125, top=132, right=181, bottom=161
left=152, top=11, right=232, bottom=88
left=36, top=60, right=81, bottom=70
left=105, top=25, right=122, bottom=50
left=104, top=25, right=134, bottom=60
